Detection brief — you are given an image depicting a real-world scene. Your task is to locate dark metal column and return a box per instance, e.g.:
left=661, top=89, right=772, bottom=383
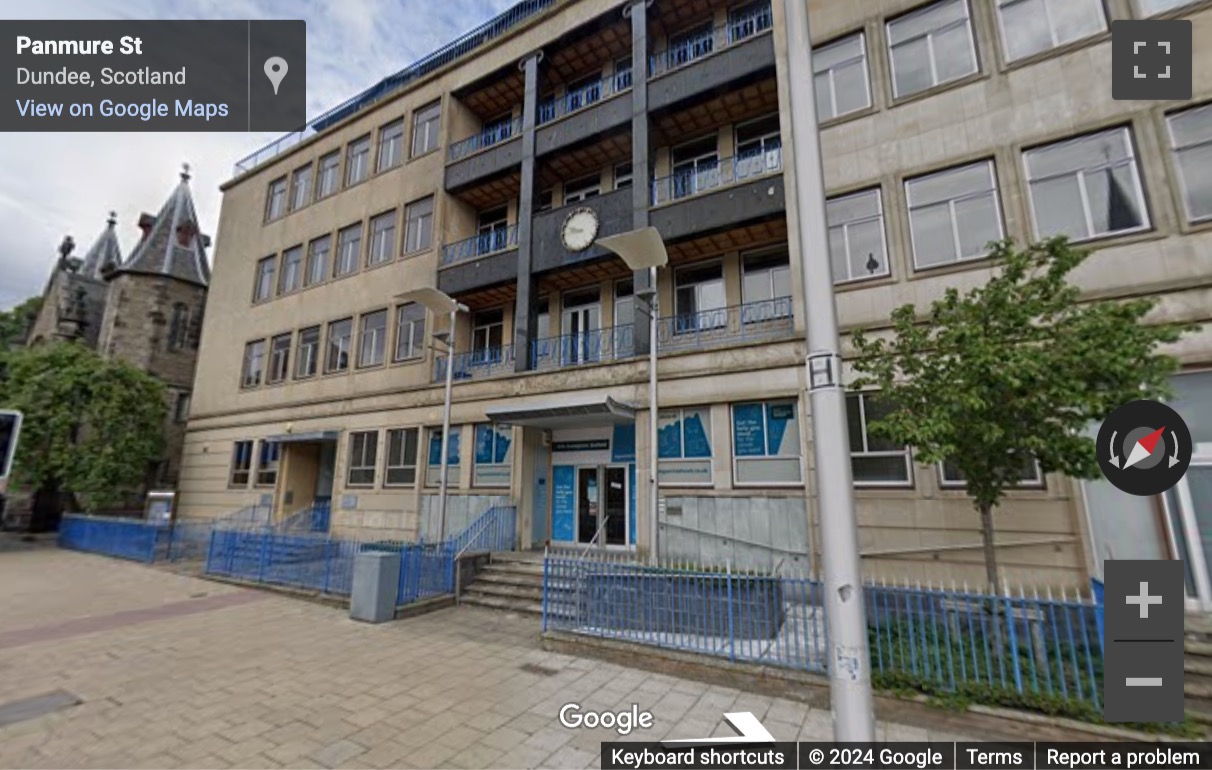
left=627, top=0, right=655, bottom=357
left=512, top=50, right=543, bottom=373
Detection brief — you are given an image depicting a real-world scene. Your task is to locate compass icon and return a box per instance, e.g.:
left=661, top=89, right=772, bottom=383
left=1097, top=399, right=1192, bottom=496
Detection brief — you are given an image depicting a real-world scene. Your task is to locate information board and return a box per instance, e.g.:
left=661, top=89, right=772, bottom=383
left=552, top=465, right=576, bottom=542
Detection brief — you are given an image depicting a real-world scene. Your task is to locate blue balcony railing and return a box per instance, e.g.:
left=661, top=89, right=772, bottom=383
left=647, top=2, right=773, bottom=78
left=537, top=69, right=632, bottom=125
left=658, top=297, right=793, bottom=352
left=441, top=225, right=519, bottom=267
left=651, top=144, right=782, bottom=206
left=530, top=325, right=635, bottom=370
left=448, top=115, right=522, bottom=162
left=434, top=345, right=516, bottom=382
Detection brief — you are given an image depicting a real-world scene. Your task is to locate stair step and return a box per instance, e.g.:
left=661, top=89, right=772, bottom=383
left=1186, top=680, right=1212, bottom=699
left=475, top=571, right=544, bottom=588
left=460, top=593, right=543, bottom=616
left=1185, top=658, right=1212, bottom=678
left=1187, top=641, right=1212, bottom=658
left=482, top=563, right=544, bottom=579
left=491, top=552, right=546, bottom=566
left=465, top=582, right=543, bottom=601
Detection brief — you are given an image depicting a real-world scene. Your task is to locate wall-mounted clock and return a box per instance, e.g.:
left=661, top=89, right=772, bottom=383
left=561, top=207, right=599, bottom=252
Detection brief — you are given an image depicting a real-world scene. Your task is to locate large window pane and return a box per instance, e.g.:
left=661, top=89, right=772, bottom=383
left=907, top=161, right=1002, bottom=269
left=997, top=0, right=1104, bottom=62
left=888, top=0, right=977, bottom=98
left=1134, top=0, right=1193, bottom=16
left=358, top=310, right=387, bottom=368
left=846, top=393, right=912, bottom=485
left=814, top=33, right=870, bottom=121
left=1169, top=105, right=1212, bottom=222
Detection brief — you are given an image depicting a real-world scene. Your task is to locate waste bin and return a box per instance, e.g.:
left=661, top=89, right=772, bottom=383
left=350, top=550, right=401, bottom=623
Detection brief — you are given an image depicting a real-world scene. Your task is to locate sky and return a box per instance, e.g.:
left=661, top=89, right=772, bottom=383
left=0, top=0, right=518, bottom=310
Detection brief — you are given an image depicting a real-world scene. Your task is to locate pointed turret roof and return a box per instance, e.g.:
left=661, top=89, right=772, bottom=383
left=79, top=212, right=123, bottom=280
left=116, top=164, right=211, bottom=287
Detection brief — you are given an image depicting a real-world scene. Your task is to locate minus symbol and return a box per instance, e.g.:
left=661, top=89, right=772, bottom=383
left=1126, top=678, right=1163, bottom=687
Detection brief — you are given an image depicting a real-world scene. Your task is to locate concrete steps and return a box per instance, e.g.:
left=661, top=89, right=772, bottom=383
left=460, top=551, right=547, bottom=617
left=1185, top=615, right=1212, bottom=724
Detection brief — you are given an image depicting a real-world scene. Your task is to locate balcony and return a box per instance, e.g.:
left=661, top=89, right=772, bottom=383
left=651, top=146, right=782, bottom=206
left=537, top=70, right=632, bottom=126
left=657, top=297, right=793, bottom=353
left=530, top=326, right=635, bottom=371
left=648, top=3, right=772, bottom=78
left=441, top=225, right=520, bottom=268
left=448, top=116, right=522, bottom=163
left=434, top=345, right=516, bottom=383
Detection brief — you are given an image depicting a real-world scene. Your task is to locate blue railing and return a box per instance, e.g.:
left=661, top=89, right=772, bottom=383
left=234, top=0, right=562, bottom=175
left=205, top=529, right=361, bottom=596
left=530, top=326, right=634, bottom=370
left=396, top=542, right=457, bottom=605
left=651, top=145, right=782, bottom=205
left=441, top=225, right=519, bottom=267
left=542, top=555, right=1105, bottom=708
left=59, top=515, right=163, bottom=562
left=647, top=3, right=773, bottom=78
left=212, top=503, right=274, bottom=531
left=434, top=345, right=516, bottom=382
left=278, top=498, right=332, bottom=533
left=451, top=504, right=517, bottom=555
left=537, top=69, right=632, bottom=125
left=657, top=297, right=793, bottom=352
left=448, top=116, right=523, bottom=162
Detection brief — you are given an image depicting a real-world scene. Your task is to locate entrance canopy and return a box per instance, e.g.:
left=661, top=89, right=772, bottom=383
left=266, top=430, right=340, bottom=443
left=486, top=395, right=635, bottom=429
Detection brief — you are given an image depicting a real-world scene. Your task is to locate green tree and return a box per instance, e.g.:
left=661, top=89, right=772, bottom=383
left=851, top=238, right=1191, bottom=590
left=0, top=341, right=166, bottom=510
left=0, top=296, right=42, bottom=349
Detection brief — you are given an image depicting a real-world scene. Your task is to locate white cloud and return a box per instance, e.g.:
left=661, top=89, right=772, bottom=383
left=0, top=0, right=518, bottom=309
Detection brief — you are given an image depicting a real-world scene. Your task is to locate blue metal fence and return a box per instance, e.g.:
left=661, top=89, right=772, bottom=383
left=450, top=505, right=517, bottom=555
left=205, top=529, right=362, bottom=597
left=433, top=345, right=516, bottom=383
left=542, top=555, right=1105, bottom=707
left=530, top=326, right=634, bottom=370
left=396, top=542, right=457, bottom=605
left=59, top=515, right=163, bottom=562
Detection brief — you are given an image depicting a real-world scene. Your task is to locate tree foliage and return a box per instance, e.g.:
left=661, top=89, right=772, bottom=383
left=0, top=296, right=42, bottom=349
left=0, top=341, right=166, bottom=509
left=851, top=238, right=1192, bottom=587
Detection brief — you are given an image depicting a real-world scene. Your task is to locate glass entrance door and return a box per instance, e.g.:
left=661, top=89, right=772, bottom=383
left=562, top=289, right=600, bottom=366
left=576, top=467, right=599, bottom=545
left=604, top=466, right=627, bottom=546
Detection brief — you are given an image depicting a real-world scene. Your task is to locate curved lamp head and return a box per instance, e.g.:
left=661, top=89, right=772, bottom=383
left=395, top=286, right=469, bottom=315
left=596, top=227, right=669, bottom=271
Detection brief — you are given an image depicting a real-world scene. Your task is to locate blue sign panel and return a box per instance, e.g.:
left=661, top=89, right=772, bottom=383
left=732, top=403, right=766, bottom=457
left=428, top=430, right=461, bottom=465
left=767, top=402, right=795, bottom=455
left=552, top=465, right=576, bottom=542
left=612, top=423, right=636, bottom=463
left=683, top=412, right=711, bottom=458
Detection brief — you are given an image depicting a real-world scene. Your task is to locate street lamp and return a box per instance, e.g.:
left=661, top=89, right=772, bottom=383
left=783, top=0, right=876, bottom=741
left=597, top=227, right=669, bottom=565
left=396, top=287, right=469, bottom=544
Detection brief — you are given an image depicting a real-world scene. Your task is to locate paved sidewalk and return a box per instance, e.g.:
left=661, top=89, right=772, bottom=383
left=0, top=549, right=975, bottom=769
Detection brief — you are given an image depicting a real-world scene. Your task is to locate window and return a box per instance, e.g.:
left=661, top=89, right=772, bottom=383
left=658, top=407, right=713, bottom=485
left=289, top=164, right=311, bottom=211
left=335, top=223, right=362, bottom=277
left=995, top=0, right=1105, bottom=62
left=735, top=115, right=782, bottom=179
left=846, top=393, right=912, bottom=485
left=426, top=427, right=461, bottom=486
left=278, top=245, right=303, bottom=294
left=241, top=339, right=265, bottom=388
left=536, top=189, right=554, bottom=212
left=229, top=440, right=253, bottom=486
left=325, top=318, right=353, bottom=373
left=347, top=431, right=378, bottom=487
left=254, top=255, right=276, bottom=302
left=906, top=160, right=1003, bottom=269
left=345, top=135, right=371, bottom=187
left=667, top=23, right=714, bottom=69
left=939, top=455, right=1043, bottom=487
left=305, top=235, right=330, bottom=287
left=563, top=174, right=601, bottom=205
left=887, top=0, right=978, bottom=98
left=674, top=262, right=727, bottom=331
left=1134, top=0, right=1192, bottom=15
left=814, top=32, right=871, bottom=120
left=473, top=423, right=513, bottom=487
left=377, top=119, right=404, bottom=172
left=670, top=136, right=719, bottom=200
left=614, top=163, right=633, bottom=190
left=265, top=177, right=287, bottom=221
left=167, top=302, right=190, bottom=351
left=384, top=428, right=419, bottom=486
left=412, top=101, right=441, bottom=157
left=394, top=303, right=425, bottom=361
left=472, top=309, right=504, bottom=356
left=368, top=210, right=397, bottom=266
left=295, top=326, right=320, bottom=379
left=256, top=440, right=280, bottom=487
left=173, top=392, right=191, bottom=424
left=614, top=57, right=633, bottom=91
left=358, top=310, right=388, bottom=368
left=315, top=151, right=340, bottom=199
left=403, top=196, right=434, bottom=253
left=1024, top=127, right=1149, bottom=242
left=268, top=333, right=292, bottom=384
left=1167, top=104, right=1212, bottom=223
left=741, top=248, right=792, bottom=321
left=613, top=280, right=634, bottom=358
left=731, top=400, right=801, bottom=485
left=827, top=188, right=890, bottom=283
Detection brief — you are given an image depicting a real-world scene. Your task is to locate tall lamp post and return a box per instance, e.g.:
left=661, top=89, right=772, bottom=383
left=597, top=227, right=669, bottom=565
left=783, top=0, right=876, bottom=740
left=396, top=287, right=469, bottom=544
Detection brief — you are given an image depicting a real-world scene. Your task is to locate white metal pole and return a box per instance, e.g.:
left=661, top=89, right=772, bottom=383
left=648, top=265, right=659, bottom=565
left=783, top=0, right=876, bottom=740
left=437, top=308, right=457, bottom=543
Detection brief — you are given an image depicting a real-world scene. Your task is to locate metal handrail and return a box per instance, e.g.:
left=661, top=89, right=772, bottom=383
left=536, top=69, right=633, bottom=126
left=441, top=224, right=520, bottom=266
left=646, top=2, right=773, bottom=78
left=650, top=146, right=782, bottom=205
left=448, top=116, right=523, bottom=162
left=577, top=514, right=610, bottom=560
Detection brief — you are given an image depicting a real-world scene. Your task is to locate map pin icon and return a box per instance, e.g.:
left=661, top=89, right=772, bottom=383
left=264, top=56, right=288, bottom=95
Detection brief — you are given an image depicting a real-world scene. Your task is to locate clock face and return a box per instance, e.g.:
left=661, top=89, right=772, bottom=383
left=561, top=208, right=599, bottom=252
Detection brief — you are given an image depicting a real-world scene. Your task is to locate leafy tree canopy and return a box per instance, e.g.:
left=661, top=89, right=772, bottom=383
left=0, top=296, right=42, bottom=349
left=851, top=238, right=1192, bottom=586
left=0, top=341, right=166, bottom=509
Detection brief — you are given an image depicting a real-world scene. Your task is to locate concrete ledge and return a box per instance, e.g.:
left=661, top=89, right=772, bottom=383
left=199, top=574, right=349, bottom=609
left=542, top=630, right=1189, bottom=742
left=396, top=594, right=456, bottom=619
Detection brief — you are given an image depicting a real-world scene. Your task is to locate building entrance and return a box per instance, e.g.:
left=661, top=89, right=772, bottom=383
left=575, top=465, right=628, bottom=547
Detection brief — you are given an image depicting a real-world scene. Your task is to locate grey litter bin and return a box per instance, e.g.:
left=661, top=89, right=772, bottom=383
left=350, top=550, right=402, bottom=623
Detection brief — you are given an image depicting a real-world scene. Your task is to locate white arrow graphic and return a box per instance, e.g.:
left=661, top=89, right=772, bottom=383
left=1109, top=430, right=1121, bottom=468
left=662, top=712, right=776, bottom=745
left=1170, top=431, right=1181, bottom=468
